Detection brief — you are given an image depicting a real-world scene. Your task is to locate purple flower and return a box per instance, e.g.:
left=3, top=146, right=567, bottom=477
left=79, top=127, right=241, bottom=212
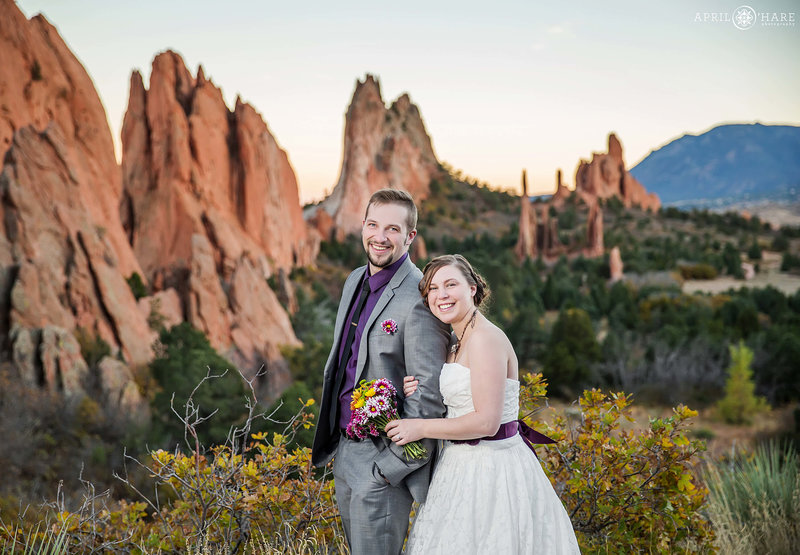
left=381, top=319, right=398, bottom=335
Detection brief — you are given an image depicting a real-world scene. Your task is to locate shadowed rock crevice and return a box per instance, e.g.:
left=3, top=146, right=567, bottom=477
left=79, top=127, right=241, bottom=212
left=75, top=230, right=123, bottom=358
left=0, top=264, right=19, bottom=352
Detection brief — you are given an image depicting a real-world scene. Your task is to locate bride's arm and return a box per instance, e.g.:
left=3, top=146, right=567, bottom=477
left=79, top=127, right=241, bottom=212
left=386, top=332, right=506, bottom=443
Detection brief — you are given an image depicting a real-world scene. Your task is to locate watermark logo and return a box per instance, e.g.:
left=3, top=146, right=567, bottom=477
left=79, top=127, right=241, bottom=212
left=732, top=5, right=756, bottom=30
left=694, top=5, right=795, bottom=29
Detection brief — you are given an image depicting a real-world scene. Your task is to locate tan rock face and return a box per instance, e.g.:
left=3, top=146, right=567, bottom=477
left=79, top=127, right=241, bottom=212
left=514, top=170, right=538, bottom=261
left=0, top=1, right=152, bottom=416
left=609, top=246, right=624, bottom=283
left=121, top=51, right=313, bottom=392
left=314, top=75, right=442, bottom=239
left=574, top=134, right=661, bottom=212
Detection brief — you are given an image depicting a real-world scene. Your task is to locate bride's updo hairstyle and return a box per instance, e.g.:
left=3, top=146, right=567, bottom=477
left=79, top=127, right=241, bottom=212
left=419, top=254, right=490, bottom=308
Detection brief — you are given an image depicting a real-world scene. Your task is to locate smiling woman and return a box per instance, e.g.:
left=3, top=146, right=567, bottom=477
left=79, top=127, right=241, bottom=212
left=386, top=253, right=580, bottom=554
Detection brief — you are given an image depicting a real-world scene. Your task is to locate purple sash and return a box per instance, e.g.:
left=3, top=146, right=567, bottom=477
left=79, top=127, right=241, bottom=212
left=451, top=420, right=555, bottom=458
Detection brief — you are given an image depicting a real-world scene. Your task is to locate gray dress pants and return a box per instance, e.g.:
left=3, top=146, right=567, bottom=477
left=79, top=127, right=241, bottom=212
left=334, top=436, right=413, bottom=555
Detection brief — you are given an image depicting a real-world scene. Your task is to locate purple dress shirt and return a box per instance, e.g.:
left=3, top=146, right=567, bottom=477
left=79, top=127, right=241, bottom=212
left=337, top=253, right=409, bottom=430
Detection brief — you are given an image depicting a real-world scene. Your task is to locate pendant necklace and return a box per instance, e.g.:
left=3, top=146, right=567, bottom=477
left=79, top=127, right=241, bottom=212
left=450, top=308, right=478, bottom=357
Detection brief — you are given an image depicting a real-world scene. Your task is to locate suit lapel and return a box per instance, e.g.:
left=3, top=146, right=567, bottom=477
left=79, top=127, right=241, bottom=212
left=355, top=257, right=415, bottom=381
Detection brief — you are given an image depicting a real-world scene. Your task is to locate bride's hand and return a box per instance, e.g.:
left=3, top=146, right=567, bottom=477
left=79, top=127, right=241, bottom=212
left=403, top=375, right=419, bottom=396
left=385, top=418, right=425, bottom=446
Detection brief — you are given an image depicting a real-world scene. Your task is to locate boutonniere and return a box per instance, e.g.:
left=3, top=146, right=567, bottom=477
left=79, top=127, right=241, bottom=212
left=381, top=318, right=398, bottom=335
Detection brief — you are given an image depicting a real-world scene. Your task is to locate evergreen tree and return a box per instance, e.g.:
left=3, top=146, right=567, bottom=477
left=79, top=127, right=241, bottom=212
left=150, top=323, right=246, bottom=447
left=542, top=308, right=601, bottom=396
left=716, top=341, right=768, bottom=425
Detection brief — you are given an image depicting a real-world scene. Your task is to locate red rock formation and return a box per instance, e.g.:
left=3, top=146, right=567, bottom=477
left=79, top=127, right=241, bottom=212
left=121, top=50, right=305, bottom=388
left=584, top=201, right=604, bottom=258
left=0, top=1, right=150, bottom=414
left=312, top=75, right=442, bottom=239
left=609, top=246, right=624, bottom=283
left=574, top=134, right=661, bottom=212
left=537, top=207, right=563, bottom=255
left=514, top=170, right=538, bottom=261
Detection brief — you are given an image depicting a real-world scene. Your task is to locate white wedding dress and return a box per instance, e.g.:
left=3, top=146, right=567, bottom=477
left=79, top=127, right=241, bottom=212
left=405, top=362, right=581, bottom=554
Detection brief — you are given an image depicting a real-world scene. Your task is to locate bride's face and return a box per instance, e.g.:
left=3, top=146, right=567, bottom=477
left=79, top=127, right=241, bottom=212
left=426, top=265, right=477, bottom=325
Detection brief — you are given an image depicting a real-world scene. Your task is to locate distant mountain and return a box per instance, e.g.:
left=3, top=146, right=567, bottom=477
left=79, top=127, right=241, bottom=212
left=630, top=123, right=800, bottom=206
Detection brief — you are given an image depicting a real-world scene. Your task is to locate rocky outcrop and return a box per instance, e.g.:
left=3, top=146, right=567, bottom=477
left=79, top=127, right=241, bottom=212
left=121, top=51, right=307, bottom=390
left=514, top=170, right=538, bottom=261
left=311, top=75, right=442, bottom=239
left=0, top=1, right=152, bottom=416
left=574, top=133, right=660, bottom=212
left=584, top=201, right=604, bottom=258
left=538, top=209, right=563, bottom=254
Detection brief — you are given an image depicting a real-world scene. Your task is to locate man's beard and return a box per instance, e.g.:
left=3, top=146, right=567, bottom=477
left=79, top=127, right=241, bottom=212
left=367, top=249, right=393, bottom=268
left=365, top=241, right=395, bottom=268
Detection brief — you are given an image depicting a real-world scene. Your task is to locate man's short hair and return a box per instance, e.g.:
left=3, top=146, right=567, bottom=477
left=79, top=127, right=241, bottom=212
left=364, top=188, right=417, bottom=232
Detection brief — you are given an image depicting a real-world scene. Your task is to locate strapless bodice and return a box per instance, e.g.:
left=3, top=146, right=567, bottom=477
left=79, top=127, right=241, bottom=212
left=439, top=362, right=519, bottom=421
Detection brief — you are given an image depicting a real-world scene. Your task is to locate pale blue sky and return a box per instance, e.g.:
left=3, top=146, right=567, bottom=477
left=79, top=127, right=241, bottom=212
left=16, top=0, right=800, bottom=202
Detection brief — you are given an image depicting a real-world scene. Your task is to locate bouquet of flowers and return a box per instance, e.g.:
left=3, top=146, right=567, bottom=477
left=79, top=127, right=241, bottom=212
left=346, top=377, right=427, bottom=460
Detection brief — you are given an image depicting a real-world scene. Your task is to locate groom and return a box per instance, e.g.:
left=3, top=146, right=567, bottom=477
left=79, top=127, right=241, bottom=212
left=312, top=189, right=450, bottom=554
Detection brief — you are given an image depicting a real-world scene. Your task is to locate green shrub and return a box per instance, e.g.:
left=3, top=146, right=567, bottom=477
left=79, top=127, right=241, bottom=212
left=747, top=240, right=762, bottom=260
left=0, top=376, right=342, bottom=553
left=125, top=272, right=148, bottom=300
left=521, top=374, right=715, bottom=552
left=781, top=252, right=800, bottom=272
left=74, top=327, right=111, bottom=368
left=149, top=322, right=246, bottom=447
left=679, top=263, right=718, bottom=280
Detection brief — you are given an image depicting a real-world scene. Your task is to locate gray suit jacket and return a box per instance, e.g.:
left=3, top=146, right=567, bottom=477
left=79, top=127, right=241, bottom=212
left=311, top=256, right=449, bottom=503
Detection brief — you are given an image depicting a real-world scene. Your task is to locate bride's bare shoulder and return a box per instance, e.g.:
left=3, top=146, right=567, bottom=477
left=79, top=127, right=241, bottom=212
left=467, top=322, right=513, bottom=359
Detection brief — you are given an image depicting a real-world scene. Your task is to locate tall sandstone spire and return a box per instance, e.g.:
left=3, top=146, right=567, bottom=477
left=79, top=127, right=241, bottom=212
left=584, top=201, right=604, bottom=258
left=514, top=170, right=538, bottom=261
left=311, top=75, right=442, bottom=239
left=121, top=51, right=310, bottom=392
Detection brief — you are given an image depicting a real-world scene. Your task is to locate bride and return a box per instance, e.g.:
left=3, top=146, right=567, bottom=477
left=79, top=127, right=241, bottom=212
left=385, top=254, right=580, bottom=554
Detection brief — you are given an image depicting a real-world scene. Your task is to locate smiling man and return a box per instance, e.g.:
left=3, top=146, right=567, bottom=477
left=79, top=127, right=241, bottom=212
left=312, top=189, right=450, bottom=555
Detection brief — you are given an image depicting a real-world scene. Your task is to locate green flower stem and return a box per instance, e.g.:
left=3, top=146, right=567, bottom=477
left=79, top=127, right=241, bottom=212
left=377, top=418, right=428, bottom=460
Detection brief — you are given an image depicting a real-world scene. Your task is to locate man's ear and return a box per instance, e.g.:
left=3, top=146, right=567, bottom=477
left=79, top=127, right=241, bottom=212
left=406, top=229, right=418, bottom=245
